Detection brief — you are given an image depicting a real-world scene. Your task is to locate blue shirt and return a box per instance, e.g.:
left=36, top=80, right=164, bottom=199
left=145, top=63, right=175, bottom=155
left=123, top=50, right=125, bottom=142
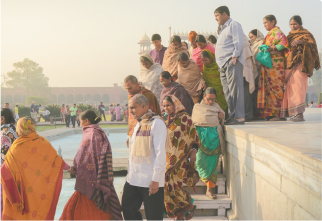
left=215, top=18, right=245, bottom=68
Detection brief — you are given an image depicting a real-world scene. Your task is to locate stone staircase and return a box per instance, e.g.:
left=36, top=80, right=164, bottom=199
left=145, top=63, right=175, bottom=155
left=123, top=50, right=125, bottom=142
left=140, top=157, right=232, bottom=220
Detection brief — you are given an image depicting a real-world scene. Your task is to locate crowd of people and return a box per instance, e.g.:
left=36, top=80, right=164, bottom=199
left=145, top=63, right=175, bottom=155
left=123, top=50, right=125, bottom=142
left=1, top=5, right=321, bottom=221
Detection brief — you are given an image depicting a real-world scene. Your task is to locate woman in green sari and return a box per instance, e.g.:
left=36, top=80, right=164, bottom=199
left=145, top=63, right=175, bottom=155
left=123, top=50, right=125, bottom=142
left=200, top=50, right=228, bottom=118
left=192, top=87, right=226, bottom=199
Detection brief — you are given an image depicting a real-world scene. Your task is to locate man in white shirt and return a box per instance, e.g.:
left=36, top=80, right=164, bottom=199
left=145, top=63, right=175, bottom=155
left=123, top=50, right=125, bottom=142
left=122, top=94, right=167, bottom=220
left=41, top=107, right=50, bottom=121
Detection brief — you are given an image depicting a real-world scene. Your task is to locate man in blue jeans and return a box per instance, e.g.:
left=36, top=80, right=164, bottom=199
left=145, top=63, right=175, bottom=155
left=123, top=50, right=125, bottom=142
left=69, top=104, right=77, bottom=128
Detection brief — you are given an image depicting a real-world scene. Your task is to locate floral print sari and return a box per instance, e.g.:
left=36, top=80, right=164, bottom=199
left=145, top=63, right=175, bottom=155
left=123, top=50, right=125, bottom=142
left=257, top=26, right=289, bottom=118
left=164, top=95, right=199, bottom=219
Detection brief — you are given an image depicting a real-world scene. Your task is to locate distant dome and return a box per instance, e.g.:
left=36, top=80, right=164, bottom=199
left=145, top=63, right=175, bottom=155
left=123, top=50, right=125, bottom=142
left=140, top=34, right=150, bottom=41
left=181, top=30, right=184, bottom=36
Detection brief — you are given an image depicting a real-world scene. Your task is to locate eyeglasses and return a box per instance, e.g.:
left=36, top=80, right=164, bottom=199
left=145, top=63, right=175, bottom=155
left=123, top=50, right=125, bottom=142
left=205, top=97, right=216, bottom=102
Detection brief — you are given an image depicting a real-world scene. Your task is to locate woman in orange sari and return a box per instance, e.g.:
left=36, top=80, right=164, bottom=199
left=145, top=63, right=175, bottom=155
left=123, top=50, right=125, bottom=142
left=257, top=15, right=289, bottom=121
left=1, top=117, right=68, bottom=220
left=280, top=15, right=321, bottom=121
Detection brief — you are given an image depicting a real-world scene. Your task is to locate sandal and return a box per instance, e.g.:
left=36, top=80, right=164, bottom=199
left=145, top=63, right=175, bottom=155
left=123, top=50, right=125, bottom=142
left=269, top=117, right=285, bottom=121
left=184, top=205, right=196, bottom=220
left=290, top=117, right=305, bottom=122
left=224, top=118, right=245, bottom=125
left=206, top=193, right=217, bottom=199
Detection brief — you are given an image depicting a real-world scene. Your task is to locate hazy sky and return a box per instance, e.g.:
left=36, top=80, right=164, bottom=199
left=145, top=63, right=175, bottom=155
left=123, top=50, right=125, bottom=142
left=2, top=0, right=321, bottom=87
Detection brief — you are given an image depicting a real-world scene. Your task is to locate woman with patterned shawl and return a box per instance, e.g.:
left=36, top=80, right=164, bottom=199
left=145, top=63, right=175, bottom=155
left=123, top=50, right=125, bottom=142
left=192, top=35, right=216, bottom=72
left=192, top=87, right=225, bottom=200
left=257, top=15, right=290, bottom=121
left=60, top=110, right=122, bottom=220
left=200, top=50, right=228, bottom=118
left=159, top=71, right=195, bottom=116
left=280, top=16, right=321, bottom=122
left=162, top=35, right=189, bottom=81
left=162, top=95, right=199, bottom=220
left=139, top=53, right=164, bottom=102
left=1, top=117, right=69, bottom=220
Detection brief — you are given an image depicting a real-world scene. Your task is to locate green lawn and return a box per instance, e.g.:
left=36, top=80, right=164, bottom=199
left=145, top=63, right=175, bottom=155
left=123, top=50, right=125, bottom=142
left=35, top=123, right=128, bottom=132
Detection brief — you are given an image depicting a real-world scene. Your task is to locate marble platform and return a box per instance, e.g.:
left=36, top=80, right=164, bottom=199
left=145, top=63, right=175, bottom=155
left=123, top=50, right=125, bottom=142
left=223, top=108, right=322, bottom=220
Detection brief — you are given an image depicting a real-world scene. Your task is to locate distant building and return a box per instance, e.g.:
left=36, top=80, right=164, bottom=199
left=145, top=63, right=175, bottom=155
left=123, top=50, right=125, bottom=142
left=1, top=83, right=128, bottom=105
left=138, top=32, right=152, bottom=55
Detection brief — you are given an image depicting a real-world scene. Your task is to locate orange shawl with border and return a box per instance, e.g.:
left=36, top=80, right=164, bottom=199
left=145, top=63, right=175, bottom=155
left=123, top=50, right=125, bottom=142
left=1, top=132, right=63, bottom=220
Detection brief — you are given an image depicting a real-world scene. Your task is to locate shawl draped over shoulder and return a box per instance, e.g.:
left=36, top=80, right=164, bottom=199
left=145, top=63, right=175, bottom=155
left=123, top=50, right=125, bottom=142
left=191, top=100, right=225, bottom=156
left=160, top=81, right=194, bottom=116
left=250, top=29, right=264, bottom=66
left=162, top=44, right=189, bottom=78
left=286, top=27, right=321, bottom=77
left=74, top=124, right=122, bottom=220
left=139, top=53, right=164, bottom=101
left=243, top=34, right=258, bottom=93
left=177, top=60, right=205, bottom=97
left=128, top=87, right=161, bottom=136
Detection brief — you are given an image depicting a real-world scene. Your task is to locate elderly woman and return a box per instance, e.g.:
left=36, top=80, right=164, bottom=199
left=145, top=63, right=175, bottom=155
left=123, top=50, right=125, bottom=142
left=192, top=35, right=216, bottom=72
left=192, top=87, right=225, bottom=200
left=200, top=50, right=228, bottom=118
left=139, top=53, right=164, bottom=101
left=177, top=52, right=206, bottom=104
left=159, top=71, right=194, bottom=116
left=162, top=35, right=188, bottom=81
left=249, top=29, right=265, bottom=118
left=257, top=15, right=289, bottom=121
left=281, top=15, right=321, bottom=122
left=1, top=117, right=69, bottom=220
left=60, top=110, right=122, bottom=220
left=163, top=95, right=199, bottom=220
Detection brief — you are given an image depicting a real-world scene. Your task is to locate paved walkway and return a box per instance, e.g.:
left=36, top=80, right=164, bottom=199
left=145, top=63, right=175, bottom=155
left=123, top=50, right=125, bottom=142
left=36, top=120, right=127, bottom=126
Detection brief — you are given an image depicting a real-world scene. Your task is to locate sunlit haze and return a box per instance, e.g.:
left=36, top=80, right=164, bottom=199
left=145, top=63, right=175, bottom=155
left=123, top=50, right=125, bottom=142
left=2, top=0, right=321, bottom=87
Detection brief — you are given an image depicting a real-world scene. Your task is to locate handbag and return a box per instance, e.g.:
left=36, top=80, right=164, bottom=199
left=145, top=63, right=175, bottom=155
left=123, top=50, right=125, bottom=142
left=256, top=45, right=272, bottom=68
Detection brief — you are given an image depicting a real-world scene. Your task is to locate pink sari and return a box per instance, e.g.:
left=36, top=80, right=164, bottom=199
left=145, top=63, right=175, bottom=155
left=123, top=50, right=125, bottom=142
left=115, top=106, right=122, bottom=121
left=192, top=44, right=215, bottom=72
left=280, top=63, right=308, bottom=118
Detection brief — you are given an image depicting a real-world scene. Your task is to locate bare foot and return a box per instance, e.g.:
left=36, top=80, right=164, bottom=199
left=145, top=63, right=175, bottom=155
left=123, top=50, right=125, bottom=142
left=269, top=117, right=280, bottom=121
left=235, top=118, right=245, bottom=122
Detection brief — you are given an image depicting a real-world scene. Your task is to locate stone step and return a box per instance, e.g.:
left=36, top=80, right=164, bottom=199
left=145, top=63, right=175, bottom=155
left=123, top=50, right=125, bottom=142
left=182, top=173, right=226, bottom=194
left=140, top=194, right=231, bottom=218
left=144, top=216, right=228, bottom=220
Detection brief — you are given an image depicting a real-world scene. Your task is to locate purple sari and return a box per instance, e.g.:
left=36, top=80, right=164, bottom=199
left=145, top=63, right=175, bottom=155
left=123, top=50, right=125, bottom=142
left=160, top=81, right=194, bottom=116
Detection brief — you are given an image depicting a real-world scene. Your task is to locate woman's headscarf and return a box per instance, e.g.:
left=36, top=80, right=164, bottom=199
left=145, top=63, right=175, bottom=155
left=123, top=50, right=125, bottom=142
left=16, top=117, right=35, bottom=137
left=250, top=29, right=265, bottom=66
left=140, top=53, right=154, bottom=64
left=139, top=53, right=164, bottom=102
left=169, top=95, right=186, bottom=115
left=162, top=44, right=188, bottom=78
